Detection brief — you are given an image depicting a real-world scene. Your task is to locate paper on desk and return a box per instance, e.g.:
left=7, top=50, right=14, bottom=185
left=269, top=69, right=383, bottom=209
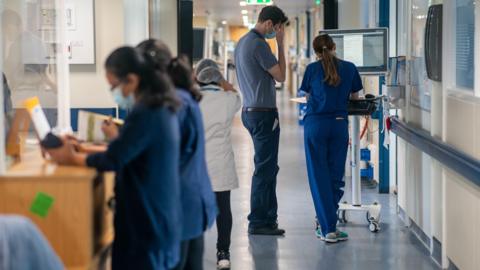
left=290, top=97, right=307, bottom=104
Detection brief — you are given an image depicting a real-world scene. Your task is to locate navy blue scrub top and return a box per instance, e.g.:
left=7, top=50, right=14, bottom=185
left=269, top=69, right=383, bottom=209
left=176, top=89, right=217, bottom=241
left=86, top=104, right=182, bottom=253
left=300, top=59, right=363, bottom=118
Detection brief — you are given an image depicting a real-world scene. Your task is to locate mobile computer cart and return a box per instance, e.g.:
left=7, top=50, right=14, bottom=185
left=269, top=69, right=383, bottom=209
left=337, top=96, right=383, bottom=233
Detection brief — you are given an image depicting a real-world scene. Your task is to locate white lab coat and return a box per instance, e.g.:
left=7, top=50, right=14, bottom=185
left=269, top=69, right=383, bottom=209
left=199, top=84, right=242, bottom=192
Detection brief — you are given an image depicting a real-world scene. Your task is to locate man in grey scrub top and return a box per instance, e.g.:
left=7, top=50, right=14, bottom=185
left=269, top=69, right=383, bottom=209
left=234, top=5, right=288, bottom=235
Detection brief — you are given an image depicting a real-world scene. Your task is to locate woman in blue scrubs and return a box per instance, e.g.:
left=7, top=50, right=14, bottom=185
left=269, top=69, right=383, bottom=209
left=300, top=34, right=363, bottom=243
left=46, top=47, right=182, bottom=269
left=137, top=40, right=217, bottom=270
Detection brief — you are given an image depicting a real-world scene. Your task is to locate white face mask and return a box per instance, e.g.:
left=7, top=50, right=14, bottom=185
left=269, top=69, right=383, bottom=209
left=112, top=85, right=135, bottom=110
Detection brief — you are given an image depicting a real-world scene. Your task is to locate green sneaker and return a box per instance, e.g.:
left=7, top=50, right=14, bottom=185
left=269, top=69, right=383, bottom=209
left=335, top=230, right=349, bottom=241
left=315, top=227, right=323, bottom=239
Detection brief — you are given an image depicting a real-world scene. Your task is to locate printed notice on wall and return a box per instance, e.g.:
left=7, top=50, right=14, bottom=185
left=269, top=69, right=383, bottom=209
left=36, top=0, right=95, bottom=64
left=343, top=35, right=364, bottom=67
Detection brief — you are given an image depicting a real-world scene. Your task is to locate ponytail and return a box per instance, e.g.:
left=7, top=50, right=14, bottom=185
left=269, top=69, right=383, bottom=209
left=313, top=34, right=341, bottom=87
left=167, top=56, right=203, bottom=102
left=137, top=39, right=203, bottom=102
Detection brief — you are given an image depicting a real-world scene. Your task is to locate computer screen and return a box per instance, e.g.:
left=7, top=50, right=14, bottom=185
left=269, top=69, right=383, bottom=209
left=319, top=28, right=388, bottom=75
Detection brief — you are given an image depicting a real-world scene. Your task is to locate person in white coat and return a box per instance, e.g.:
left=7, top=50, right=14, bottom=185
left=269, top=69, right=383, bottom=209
left=196, top=64, right=241, bottom=270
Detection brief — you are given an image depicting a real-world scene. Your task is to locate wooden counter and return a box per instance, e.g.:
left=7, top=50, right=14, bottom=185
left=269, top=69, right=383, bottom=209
left=0, top=145, right=114, bottom=270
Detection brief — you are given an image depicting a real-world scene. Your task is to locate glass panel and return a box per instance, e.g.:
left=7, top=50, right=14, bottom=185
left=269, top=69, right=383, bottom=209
left=3, top=0, right=62, bottom=129
left=2, top=0, right=69, bottom=171
left=455, top=0, right=475, bottom=90
left=409, top=0, right=432, bottom=113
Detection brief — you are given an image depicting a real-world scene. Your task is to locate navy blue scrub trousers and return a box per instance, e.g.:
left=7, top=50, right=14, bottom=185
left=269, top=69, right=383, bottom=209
left=304, top=116, right=349, bottom=235
left=241, top=110, right=280, bottom=229
left=112, top=241, right=169, bottom=270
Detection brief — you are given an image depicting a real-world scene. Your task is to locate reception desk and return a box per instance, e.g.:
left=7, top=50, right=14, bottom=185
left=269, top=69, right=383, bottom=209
left=0, top=145, right=114, bottom=270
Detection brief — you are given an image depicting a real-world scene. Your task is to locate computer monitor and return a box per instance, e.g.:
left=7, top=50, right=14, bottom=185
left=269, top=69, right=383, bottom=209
left=319, top=28, right=388, bottom=75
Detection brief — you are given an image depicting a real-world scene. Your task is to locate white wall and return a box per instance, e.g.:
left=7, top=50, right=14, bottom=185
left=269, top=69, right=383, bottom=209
left=69, top=0, right=124, bottom=108
left=123, top=0, right=149, bottom=46
left=395, top=0, right=480, bottom=269
left=150, top=0, right=178, bottom=55
left=441, top=1, right=480, bottom=269
left=338, top=0, right=370, bottom=29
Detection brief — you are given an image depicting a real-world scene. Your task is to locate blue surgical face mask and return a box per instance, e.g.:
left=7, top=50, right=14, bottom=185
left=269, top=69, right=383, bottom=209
left=112, top=85, right=135, bottom=110
left=264, top=30, right=276, bottom=39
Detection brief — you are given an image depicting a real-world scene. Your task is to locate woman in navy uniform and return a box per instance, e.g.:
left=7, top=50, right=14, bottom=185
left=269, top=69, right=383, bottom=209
left=300, top=34, right=363, bottom=243
left=137, top=40, right=217, bottom=270
left=46, top=47, right=182, bottom=269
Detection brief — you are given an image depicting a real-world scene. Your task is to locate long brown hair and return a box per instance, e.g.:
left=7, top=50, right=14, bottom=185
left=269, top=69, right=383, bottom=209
left=313, top=34, right=341, bottom=87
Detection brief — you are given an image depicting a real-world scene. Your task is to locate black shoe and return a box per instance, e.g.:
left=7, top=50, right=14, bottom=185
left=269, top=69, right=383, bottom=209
left=248, top=224, right=286, bottom=235
left=216, top=250, right=231, bottom=269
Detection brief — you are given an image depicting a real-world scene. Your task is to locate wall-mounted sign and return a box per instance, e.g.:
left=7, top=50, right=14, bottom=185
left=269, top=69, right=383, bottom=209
left=37, top=0, right=95, bottom=64
left=246, top=0, right=272, bottom=5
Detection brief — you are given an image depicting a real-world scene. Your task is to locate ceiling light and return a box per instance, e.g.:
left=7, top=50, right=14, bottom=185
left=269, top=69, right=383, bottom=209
left=241, top=10, right=248, bottom=15
left=240, top=1, right=247, bottom=6
left=221, top=20, right=227, bottom=25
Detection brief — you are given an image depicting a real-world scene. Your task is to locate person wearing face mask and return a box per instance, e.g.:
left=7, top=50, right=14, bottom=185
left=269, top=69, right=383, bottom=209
left=234, top=5, right=288, bottom=235
left=45, top=46, right=182, bottom=270
left=137, top=40, right=217, bottom=270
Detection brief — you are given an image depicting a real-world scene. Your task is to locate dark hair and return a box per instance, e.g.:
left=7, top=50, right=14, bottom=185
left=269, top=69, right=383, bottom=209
left=313, top=34, right=341, bottom=87
left=105, top=46, right=179, bottom=110
left=168, top=56, right=202, bottom=102
left=137, top=39, right=172, bottom=72
left=136, top=39, right=202, bottom=102
left=258, top=6, right=288, bottom=25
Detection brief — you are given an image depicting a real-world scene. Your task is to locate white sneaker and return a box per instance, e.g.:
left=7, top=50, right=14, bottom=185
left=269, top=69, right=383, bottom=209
left=319, top=232, right=339, bottom=243
left=217, top=250, right=231, bottom=269
left=217, top=259, right=231, bottom=269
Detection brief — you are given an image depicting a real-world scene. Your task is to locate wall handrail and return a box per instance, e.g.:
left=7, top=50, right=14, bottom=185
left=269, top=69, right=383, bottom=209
left=390, top=117, right=480, bottom=187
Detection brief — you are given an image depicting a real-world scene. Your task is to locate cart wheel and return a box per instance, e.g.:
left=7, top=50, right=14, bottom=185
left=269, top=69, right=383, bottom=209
left=338, top=210, right=348, bottom=224
left=369, top=222, right=380, bottom=233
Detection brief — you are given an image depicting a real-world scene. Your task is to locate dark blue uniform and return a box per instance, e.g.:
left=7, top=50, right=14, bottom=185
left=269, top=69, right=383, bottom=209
left=86, top=104, right=182, bottom=270
left=300, top=60, right=363, bottom=235
left=172, top=89, right=217, bottom=270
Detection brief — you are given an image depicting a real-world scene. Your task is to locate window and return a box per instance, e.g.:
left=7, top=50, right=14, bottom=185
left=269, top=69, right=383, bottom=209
left=455, top=0, right=475, bottom=89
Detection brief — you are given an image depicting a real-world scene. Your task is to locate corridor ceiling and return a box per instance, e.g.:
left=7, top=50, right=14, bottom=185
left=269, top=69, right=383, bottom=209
left=193, top=0, right=320, bottom=26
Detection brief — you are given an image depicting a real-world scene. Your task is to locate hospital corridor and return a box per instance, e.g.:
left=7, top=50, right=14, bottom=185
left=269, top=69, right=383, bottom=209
left=0, top=1, right=478, bottom=270
left=202, top=94, right=440, bottom=269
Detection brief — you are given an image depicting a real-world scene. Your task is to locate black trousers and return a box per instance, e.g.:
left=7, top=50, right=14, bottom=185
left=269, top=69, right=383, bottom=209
left=171, top=235, right=204, bottom=270
left=215, top=191, right=232, bottom=252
